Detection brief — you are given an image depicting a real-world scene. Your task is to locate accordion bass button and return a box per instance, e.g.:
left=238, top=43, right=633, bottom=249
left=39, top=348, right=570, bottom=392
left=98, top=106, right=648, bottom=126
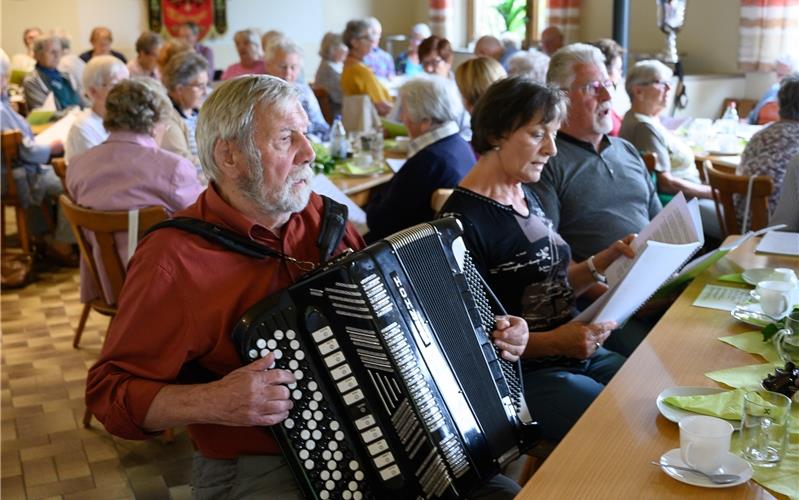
left=285, top=329, right=296, bottom=340
left=298, top=449, right=309, bottom=460
left=348, top=460, right=359, bottom=471
left=319, top=491, right=330, bottom=500
left=342, top=491, right=352, bottom=500
left=332, top=470, right=342, bottom=481
left=284, top=418, right=295, bottom=429
left=267, top=339, right=277, bottom=350
left=274, top=330, right=284, bottom=340
left=256, top=339, right=267, bottom=349
left=304, top=459, right=314, bottom=470
left=354, top=470, right=364, bottom=481
left=353, top=492, right=363, bottom=500
left=248, top=349, right=258, bottom=359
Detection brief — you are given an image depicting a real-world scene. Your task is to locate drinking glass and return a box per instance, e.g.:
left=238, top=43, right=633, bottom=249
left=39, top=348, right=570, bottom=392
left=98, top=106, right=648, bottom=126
left=774, top=310, right=799, bottom=364
left=740, top=390, right=791, bottom=467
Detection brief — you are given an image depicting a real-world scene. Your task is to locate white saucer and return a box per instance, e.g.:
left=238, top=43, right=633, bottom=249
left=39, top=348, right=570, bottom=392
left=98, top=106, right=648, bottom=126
left=742, top=267, right=774, bottom=285
left=658, top=448, right=752, bottom=488
left=731, top=303, right=773, bottom=327
left=656, top=387, right=739, bottom=426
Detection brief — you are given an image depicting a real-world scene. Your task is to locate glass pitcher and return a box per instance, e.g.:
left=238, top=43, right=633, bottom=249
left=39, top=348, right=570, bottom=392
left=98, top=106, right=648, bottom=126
left=774, top=310, right=799, bottom=364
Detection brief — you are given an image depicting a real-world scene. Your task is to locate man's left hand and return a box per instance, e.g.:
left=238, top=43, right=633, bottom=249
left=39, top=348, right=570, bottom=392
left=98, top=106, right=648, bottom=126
left=491, top=315, right=529, bottom=362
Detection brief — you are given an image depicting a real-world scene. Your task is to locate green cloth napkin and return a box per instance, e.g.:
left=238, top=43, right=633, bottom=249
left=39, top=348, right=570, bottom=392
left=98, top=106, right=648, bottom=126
left=26, top=109, right=54, bottom=125
left=380, top=119, right=408, bottom=138
left=705, top=362, right=781, bottom=388
left=719, top=331, right=782, bottom=363
left=717, top=273, right=748, bottom=284
left=336, top=162, right=384, bottom=176
left=383, top=139, right=397, bottom=150
left=663, top=388, right=746, bottom=420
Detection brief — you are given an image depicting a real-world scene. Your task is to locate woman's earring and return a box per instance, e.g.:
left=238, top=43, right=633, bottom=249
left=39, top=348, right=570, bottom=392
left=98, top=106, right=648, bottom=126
left=493, top=145, right=500, bottom=151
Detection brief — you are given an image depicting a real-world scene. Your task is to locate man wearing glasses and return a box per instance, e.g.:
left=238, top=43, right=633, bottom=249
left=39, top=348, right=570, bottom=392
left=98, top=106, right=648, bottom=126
left=529, top=43, right=662, bottom=355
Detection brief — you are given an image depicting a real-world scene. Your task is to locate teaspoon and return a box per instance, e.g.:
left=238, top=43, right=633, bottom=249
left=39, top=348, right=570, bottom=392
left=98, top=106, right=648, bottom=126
left=651, top=461, right=741, bottom=484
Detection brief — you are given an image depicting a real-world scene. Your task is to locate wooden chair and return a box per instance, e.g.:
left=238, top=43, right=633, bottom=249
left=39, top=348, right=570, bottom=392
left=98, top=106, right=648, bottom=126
left=640, top=152, right=674, bottom=206
left=312, top=85, right=334, bottom=125
left=430, top=188, right=453, bottom=213
left=720, top=97, right=757, bottom=120
left=59, top=195, right=167, bottom=348
left=705, top=164, right=773, bottom=236
left=51, top=157, right=68, bottom=193
left=2, top=130, right=32, bottom=254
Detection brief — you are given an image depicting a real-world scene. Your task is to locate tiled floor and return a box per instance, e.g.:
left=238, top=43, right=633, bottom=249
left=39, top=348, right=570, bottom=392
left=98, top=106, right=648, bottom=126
left=1, top=257, right=196, bottom=499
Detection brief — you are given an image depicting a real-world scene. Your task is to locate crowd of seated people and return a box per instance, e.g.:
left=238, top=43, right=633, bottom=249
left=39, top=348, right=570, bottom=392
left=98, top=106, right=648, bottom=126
left=3, top=16, right=798, bottom=497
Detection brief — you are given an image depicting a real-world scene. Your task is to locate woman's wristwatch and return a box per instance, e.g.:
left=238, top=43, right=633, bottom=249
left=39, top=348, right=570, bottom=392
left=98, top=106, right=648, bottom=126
left=587, top=255, right=608, bottom=284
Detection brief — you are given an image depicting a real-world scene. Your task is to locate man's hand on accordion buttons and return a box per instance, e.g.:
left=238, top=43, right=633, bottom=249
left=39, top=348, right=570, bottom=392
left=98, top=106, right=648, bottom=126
left=209, top=353, right=296, bottom=427
left=491, top=315, right=529, bottom=362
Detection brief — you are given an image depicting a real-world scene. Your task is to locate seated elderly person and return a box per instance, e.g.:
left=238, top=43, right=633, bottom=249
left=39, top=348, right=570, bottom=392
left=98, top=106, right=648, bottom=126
left=177, top=22, right=214, bottom=80
left=1, top=50, right=75, bottom=264
left=540, top=26, right=564, bottom=56
left=736, top=74, right=799, bottom=220
left=128, top=31, right=163, bottom=80
left=454, top=56, right=506, bottom=114
left=341, top=19, right=392, bottom=116
left=506, top=49, right=549, bottom=84
left=84, top=74, right=525, bottom=499
left=619, top=60, right=719, bottom=239
left=440, top=77, right=632, bottom=441
left=363, top=17, right=395, bottom=79
left=65, top=55, right=129, bottom=161
left=264, top=35, right=330, bottom=141
left=67, top=78, right=203, bottom=305
left=365, top=76, right=476, bottom=242
left=771, top=154, right=799, bottom=231
left=23, top=33, right=84, bottom=112
left=156, top=39, right=192, bottom=76
left=221, top=29, right=265, bottom=80
left=56, top=33, right=85, bottom=98
left=590, top=39, right=626, bottom=136
left=314, top=32, right=347, bottom=118
left=11, top=27, right=41, bottom=73
left=418, top=35, right=471, bottom=140
left=161, top=51, right=209, bottom=176
left=396, top=23, right=431, bottom=76
left=79, top=27, right=126, bottom=63
left=748, top=53, right=797, bottom=125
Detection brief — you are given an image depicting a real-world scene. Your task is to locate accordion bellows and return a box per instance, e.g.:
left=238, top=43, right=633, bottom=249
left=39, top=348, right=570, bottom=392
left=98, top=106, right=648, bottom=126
left=232, top=218, right=539, bottom=499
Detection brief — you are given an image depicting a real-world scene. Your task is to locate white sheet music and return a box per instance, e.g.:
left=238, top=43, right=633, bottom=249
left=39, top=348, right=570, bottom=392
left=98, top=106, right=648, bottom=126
left=311, top=174, right=368, bottom=234
left=605, top=192, right=702, bottom=286
left=33, top=108, right=81, bottom=146
left=756, top=231, right=799, bottom=256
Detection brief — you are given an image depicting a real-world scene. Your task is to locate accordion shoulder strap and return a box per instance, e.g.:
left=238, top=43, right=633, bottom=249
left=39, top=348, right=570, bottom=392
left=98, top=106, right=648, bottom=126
left=143, top=195, right=349, bottom=268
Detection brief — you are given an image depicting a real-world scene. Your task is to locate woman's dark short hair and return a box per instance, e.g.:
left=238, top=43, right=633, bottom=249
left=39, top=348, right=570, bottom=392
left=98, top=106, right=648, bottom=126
left=778, top=73, right=799, bottom=121
left=418, top=35, right=453, bottom=63
left=471, top=77, right=568, bottom=154
left=342, top=20, right=370, bottom=49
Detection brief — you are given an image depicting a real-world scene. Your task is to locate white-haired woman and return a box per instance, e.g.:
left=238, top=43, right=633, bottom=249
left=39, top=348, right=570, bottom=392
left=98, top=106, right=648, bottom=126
left=619, top=60, right=719, bottom=238
left=264, top=35, right=330, bottom=140
left=221, top=29, right=265, bottom=80
left=67, top=78, right=203, bottom=305
left=161, top=51, right=209, bottom=174
left=506, top=48, right=549, bottom=84
left=365, top=75, right=476, bottom=241
left=22, top=34, right=84, bottom=112
left=65, top=55, right=129, bottom=161
left=396, top=23, right=431, bottom=76
left=314, top=32, right=347, bottom=117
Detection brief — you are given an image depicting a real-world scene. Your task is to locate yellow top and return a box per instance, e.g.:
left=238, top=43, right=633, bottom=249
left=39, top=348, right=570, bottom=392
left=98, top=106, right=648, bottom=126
left=341, top=61, right=391, bottom=104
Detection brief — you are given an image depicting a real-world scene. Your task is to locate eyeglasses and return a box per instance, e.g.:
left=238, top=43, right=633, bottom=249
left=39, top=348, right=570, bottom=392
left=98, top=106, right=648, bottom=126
left=422, top=57, right=445, bottom=70
left=183, top=81, right=210, bottom=92
left=569, top=80, right=616, bottom=96
left=642, top=80, right=671, bottom=90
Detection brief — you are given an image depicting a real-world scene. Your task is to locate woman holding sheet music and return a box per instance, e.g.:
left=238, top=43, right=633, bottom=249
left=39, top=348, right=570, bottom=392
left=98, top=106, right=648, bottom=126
left=439, top=77, right=636, bottom=441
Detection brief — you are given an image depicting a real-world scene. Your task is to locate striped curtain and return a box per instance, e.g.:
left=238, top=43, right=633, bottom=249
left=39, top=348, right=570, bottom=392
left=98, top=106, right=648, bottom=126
left=547, top=0, right=581, bottom=43
left=429, top=0, right=451, bottom=39
left=739, top=0, right=799, bottom=71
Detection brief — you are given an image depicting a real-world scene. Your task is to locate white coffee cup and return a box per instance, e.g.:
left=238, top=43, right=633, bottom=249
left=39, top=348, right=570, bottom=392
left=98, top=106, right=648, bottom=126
left=351, top=152, right=373, bottom=168
left=679, top=415, right=733, bottom=473
left=769, top=268, right=799, bottom=288
left=756, top=280, right=796, bottom=318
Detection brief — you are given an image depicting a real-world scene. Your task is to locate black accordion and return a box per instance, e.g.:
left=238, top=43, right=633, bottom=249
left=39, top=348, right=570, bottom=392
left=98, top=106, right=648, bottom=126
left=232, top=218, right=538, bottom=499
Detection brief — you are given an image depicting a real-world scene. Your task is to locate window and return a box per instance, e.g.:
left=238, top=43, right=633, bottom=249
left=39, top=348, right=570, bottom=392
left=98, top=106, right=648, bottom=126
left=467, top=0, right=548, bottom=47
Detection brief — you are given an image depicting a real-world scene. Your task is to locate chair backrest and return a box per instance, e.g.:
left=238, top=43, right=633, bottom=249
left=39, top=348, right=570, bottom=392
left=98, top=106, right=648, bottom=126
left=312, top=85, right=334, bottom=125
left=59, top=194, right=168, bottom=305
left=341, top=94, right=379, bottom=133
left=705, top=164, right=773, bottom=236
left=51, top=158, right=68, bottom=193
left=641, top=152, right=657, bottom=174
left=1, top=130, right=23, bottom=203
left=720, top=98, right=757, bottom=120
left=431, top=188, right=454, bottom=213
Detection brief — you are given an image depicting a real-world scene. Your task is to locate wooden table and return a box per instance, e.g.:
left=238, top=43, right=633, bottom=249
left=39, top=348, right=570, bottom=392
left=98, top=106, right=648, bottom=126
left=518, top=236, right=798, bottom=499
left=328, top=150, right=402, bottom=207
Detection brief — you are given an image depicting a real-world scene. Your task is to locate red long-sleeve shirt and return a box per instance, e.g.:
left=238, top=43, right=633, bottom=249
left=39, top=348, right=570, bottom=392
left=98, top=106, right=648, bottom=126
left=85, top=185, right=365, bottom=459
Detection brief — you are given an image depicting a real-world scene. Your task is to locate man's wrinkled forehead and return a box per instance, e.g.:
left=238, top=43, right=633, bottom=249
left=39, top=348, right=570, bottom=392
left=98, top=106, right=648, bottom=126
left=257, top=98, right=310, bottom=134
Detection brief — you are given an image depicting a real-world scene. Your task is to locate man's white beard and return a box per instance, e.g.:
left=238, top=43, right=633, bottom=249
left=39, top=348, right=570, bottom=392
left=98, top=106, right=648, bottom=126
left=239, top=163, right=314, bottom=216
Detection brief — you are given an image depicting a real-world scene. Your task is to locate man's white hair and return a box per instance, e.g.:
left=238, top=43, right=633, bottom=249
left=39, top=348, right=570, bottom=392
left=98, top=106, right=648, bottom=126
left=507, top=49, right=550, bottom=84
left=399, top=75, right=461, bottom=126
left=263, top=34, right=303, bottom=63
left=82, top=54, right=128, bottom=92
left=411, top=23, right=431, bottom=38
left=196, top=75, right=299, bottom=183
left=546, top=43, right=607, bottom=89
left=32, top=33, right=62, bottom=57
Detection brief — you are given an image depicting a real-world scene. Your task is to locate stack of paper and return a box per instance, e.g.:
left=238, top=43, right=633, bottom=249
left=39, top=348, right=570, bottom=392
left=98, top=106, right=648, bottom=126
left=756, top=231, right=799, bottom=256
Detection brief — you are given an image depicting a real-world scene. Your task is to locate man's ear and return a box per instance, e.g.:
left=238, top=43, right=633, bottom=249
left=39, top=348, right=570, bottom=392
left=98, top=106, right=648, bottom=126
left=213, top=139, right=241, bottom=178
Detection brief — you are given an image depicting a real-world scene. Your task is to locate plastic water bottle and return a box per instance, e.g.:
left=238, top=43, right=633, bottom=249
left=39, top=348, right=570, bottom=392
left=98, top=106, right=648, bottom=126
left=722, top=101, right=739, bottom=122
left=329, top=115, right=349, bottom=160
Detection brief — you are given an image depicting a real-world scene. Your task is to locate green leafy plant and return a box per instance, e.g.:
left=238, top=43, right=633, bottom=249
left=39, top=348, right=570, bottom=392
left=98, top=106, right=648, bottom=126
left=494, top=0, right=528, bottom=35
left=311, top=142, right=336, bottom=175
